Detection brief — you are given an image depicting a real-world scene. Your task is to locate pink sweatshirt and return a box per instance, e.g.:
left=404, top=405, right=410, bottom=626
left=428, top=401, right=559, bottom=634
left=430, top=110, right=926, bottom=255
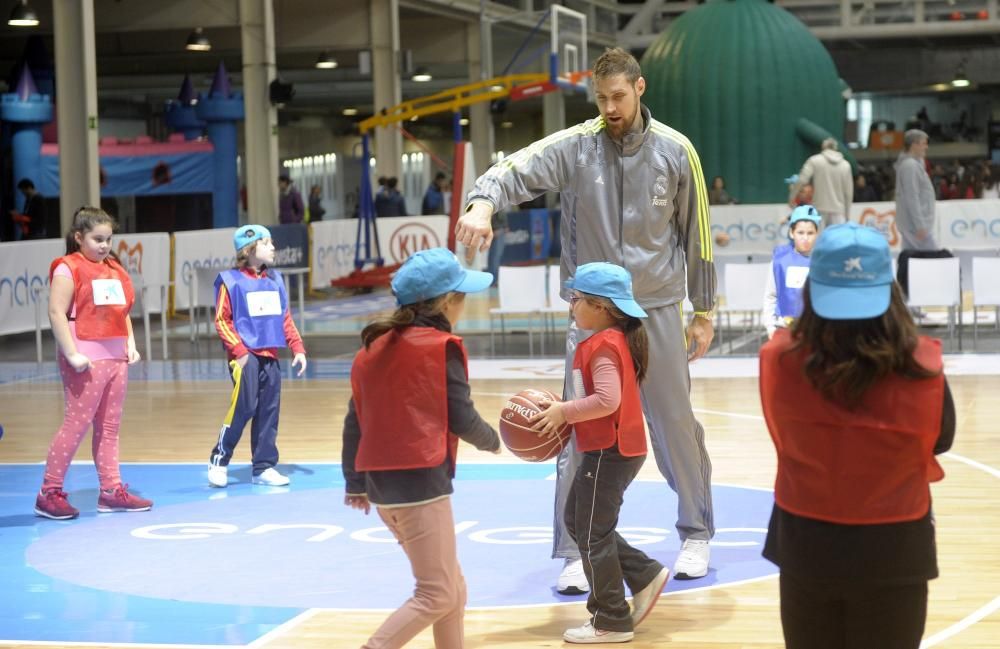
left=562, top=347, right=622, bottom=424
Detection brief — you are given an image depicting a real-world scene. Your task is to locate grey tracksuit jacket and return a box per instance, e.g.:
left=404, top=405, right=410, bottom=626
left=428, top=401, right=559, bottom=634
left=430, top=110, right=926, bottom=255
left=467, top=105, right=716, bottom=314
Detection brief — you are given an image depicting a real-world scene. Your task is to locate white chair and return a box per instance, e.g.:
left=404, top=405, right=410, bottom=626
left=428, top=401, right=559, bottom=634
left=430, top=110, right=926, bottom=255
left=541, top=264, right=570, bottom=348
left=719, top=262, right=772, bottom=349
left=971, top=257, right=1000, bottom=347
left=908, top=257, right=962, bottom=348
left=489, top=265, right=548, bottom=356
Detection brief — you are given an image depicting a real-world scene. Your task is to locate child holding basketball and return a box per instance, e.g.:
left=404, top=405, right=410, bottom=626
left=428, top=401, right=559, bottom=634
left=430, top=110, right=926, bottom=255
left=207, top=225, right=306, bottom=488
left=531, top=262, right=671, bottom=644
left=342, top=247, right=501, bottom=649
left=35, top=207, right=152, bottom=520
left=762, top=205, right=822, bottom=339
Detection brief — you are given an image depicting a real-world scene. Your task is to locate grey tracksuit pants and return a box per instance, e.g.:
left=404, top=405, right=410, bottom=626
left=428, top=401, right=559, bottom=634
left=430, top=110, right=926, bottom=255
left=552, top=303, right=715, bottom=558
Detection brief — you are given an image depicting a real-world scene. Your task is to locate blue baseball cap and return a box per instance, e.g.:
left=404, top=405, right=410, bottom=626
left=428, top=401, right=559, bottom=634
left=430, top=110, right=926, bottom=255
left=789, top=204, right=822, bottom=228
left=808, top=223, right=893, bottom=320
left=234, top=225, right=271, bottom=251
left=391, top=248, right=493, bottom=306
left=566, top=262, right=647, bottom=318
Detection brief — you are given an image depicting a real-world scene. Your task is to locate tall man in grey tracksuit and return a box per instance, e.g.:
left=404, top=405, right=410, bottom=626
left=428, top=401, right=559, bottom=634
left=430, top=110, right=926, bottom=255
left=457, top=47, right=717, bottom=593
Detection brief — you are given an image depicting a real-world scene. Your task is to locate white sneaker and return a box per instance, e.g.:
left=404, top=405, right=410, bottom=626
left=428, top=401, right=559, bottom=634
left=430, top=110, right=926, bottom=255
left=207, top=465, right=228, bottom=488
left=252, top=467, right=290, bottom=486
left=631, top=566, right=670, bottom=627
left=673, top=539, right=710, bottom=579
left=557, top=557, right=590, bottom=595
left=563, top=621, right=634, bottom=644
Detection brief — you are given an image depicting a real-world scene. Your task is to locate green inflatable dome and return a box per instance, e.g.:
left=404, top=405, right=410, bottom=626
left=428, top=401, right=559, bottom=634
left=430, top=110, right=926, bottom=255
left=641, top=0, right=847, bottom=203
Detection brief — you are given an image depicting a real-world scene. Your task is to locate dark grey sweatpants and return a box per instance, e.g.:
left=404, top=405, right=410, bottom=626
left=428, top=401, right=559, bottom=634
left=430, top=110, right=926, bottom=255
left=553, top=303, right=715, bottom=558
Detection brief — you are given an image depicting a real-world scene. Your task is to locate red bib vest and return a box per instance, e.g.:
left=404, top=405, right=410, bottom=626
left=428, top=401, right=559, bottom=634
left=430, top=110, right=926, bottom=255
left=49, top=253, right=134, bottom=340
left=760, top=329, right=945, bottom=525
left=573, top=328, right=646, bottom=456
left=352, top=326, right=465, bottom=471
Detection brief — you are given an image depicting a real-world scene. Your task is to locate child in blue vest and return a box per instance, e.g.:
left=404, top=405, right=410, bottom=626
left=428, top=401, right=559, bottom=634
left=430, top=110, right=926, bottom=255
left=763, top=205, right=822, bottom=339
left=207, top=225, right=307, bottom=488
left=342, top=248, right=500, bottom=649
left=531, top=262, right=671, bottom=644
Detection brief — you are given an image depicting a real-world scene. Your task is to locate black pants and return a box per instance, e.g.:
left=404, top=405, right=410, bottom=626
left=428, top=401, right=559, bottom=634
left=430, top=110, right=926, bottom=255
left=565, top=446, right=664, bottom=632
left=780, top=572, right=928, bottom=649
left=208, top=354, right=282, bottom=475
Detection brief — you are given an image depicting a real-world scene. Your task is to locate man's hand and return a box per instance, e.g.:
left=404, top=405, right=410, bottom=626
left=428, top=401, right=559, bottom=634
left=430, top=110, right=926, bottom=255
left=686, top=315, right=714, bottom=362
left=455, top=202, right=494, bottom=263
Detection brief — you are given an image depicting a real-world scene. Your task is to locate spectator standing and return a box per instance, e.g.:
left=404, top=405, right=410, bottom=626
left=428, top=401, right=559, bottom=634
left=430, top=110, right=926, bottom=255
left=422, top=172, right=448, bottom=215
left=278, top=175, right=305, bottom=224
left=853, top=174, right=878, bottom=203
left=708, top=176, right=736, bottom=205
left=894, top=130, right=937, bottom=251
left=10, top=178, right=47, bottom=240
left=982, top=165, right=1000, bottom=199
left=789, top=138, right=853, bottom=227
left=308, top=185, right=326, bottom=222
left=375, top=177, right=408, bottom=217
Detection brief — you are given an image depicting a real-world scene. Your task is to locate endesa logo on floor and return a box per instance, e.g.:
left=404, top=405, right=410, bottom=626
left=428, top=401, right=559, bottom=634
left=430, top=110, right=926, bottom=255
left=26, top=478, right=778, bottom=610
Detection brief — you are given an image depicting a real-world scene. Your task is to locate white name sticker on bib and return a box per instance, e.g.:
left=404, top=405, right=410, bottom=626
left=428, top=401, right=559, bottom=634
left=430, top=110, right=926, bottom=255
left=246, top=291, right=282, bottom=316
left=91, top=279, right=126, bottom=305
left=785, top=266, right=810, bottom=289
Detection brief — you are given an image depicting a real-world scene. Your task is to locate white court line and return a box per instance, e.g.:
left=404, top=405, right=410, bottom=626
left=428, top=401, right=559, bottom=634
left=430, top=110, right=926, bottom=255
left=246, top=609, right=320, bottom=649
left=921, top=595, right=1000, bottom=648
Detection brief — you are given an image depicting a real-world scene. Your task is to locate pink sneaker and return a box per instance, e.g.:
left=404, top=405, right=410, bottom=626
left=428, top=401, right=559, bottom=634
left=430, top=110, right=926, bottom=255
left=97, top=483, right=153, bottom=513
left=35, top=489, right=80, bottom=520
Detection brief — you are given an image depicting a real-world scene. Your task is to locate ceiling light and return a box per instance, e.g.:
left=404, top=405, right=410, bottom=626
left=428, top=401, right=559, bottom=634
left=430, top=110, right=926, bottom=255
left=951, top=62, right=972, bottom=88
left=489, top=84, right=504, bottom=93
left=8, top=0, right=38, bottom=27
left=412, top=67, right=432, bottom=82
left=500, top=121, right=513, bottom=129
left=410, top=115, right=419, bottom=122
left=315, top=52, right=338, bottom=69
left=342, top=107, right=358, bottom=116
left=459, top=118, right=469, bottom=126
left=185, top=28, right=211, bottom=52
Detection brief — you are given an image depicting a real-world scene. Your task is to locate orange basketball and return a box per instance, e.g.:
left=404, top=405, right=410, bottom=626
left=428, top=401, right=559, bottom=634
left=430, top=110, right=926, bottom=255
left=499, top=388, right=571, bottom=462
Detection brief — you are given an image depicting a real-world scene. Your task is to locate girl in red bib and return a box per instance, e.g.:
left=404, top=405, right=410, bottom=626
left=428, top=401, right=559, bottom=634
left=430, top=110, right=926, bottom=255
left=35, top=207, right=151, bottom=520
left=342, top=248, right=499, bottom=649
left=760, top=223, right=955, bottom=649
left=531, top=262, right=670, bottom=644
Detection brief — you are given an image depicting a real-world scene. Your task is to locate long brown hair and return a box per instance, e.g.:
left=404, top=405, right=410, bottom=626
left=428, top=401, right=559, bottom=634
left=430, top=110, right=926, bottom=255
left=64, top=207, right=121, bottom=263
left=585, top=295, right=649, bottom=383
left=789, top=281, right=939, bottom=409
left=360, top=293, right=452, bottom=349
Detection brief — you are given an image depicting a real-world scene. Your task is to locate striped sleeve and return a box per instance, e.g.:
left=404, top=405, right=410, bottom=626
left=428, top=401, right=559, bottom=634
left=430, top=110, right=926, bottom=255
left=214, top=283, right=249, bottom=359
left=650, top=122, right=717, bottom=313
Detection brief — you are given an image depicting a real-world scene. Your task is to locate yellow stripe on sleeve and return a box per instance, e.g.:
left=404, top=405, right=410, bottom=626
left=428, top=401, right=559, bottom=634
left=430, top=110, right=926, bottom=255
left=215, top=284, right=242, bottom=346
left=650, top=124, right=713, bottom=262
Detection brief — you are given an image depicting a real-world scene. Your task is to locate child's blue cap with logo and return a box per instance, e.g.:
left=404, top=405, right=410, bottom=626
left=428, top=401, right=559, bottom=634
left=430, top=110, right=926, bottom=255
left=566, top=262, right=647, bottom=318
left=391, top=248, right=494, bottom=306
left=789, top=204, right=822, bottom=228
left=808, top=223, right=893, bottom=320
left=234, top=225, right=271, bottom=251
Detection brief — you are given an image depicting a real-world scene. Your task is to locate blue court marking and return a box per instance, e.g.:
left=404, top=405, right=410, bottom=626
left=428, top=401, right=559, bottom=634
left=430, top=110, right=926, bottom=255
left=1, top=462, right=776, bottom=645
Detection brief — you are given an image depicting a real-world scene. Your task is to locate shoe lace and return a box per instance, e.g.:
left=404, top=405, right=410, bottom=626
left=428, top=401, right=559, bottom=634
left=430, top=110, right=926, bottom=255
left=44, top=489, right=70, bottom=502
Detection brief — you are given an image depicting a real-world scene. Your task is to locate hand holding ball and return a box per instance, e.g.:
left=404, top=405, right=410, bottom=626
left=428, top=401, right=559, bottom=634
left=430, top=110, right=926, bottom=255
left=499, top=389, right=571, bottom=462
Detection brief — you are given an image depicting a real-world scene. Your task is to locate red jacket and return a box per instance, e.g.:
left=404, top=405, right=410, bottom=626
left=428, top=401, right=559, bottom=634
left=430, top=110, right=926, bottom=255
left=351, top=326, right=464, bottom=471
left=49, top=253, right=134, bottom=340
left=760, top=330, right=945, bottom=524
left=573, top=328, right=646, bottom=456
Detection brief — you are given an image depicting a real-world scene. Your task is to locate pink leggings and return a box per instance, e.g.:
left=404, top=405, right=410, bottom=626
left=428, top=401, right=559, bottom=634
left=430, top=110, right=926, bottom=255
left=363, top=497, right=467, bottom=649
left=41, top=357, right=128, bottom=492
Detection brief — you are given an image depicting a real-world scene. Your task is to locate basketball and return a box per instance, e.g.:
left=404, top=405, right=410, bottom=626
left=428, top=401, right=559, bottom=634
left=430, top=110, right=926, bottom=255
left=499, top=388, right=571, bottom=462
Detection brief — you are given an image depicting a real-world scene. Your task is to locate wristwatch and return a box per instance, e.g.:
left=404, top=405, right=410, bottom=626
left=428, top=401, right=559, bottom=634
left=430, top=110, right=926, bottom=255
left=693, top=309, right=715, bottom=321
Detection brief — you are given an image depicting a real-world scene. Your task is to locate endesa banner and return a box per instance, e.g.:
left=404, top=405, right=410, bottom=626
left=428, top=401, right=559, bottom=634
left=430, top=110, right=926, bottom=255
left=0, top=233, right=170, bottom=336
left=710, top=199, right=1000, bottom=255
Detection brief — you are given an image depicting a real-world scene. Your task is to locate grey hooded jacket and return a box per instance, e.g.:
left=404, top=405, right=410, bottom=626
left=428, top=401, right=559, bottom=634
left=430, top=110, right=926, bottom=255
left=467, top=105, right=716, bottom=314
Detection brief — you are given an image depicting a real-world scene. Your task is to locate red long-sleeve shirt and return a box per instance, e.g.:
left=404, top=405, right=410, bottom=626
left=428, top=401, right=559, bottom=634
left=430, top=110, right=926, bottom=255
left=214, top=266, right=306, bottom=361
